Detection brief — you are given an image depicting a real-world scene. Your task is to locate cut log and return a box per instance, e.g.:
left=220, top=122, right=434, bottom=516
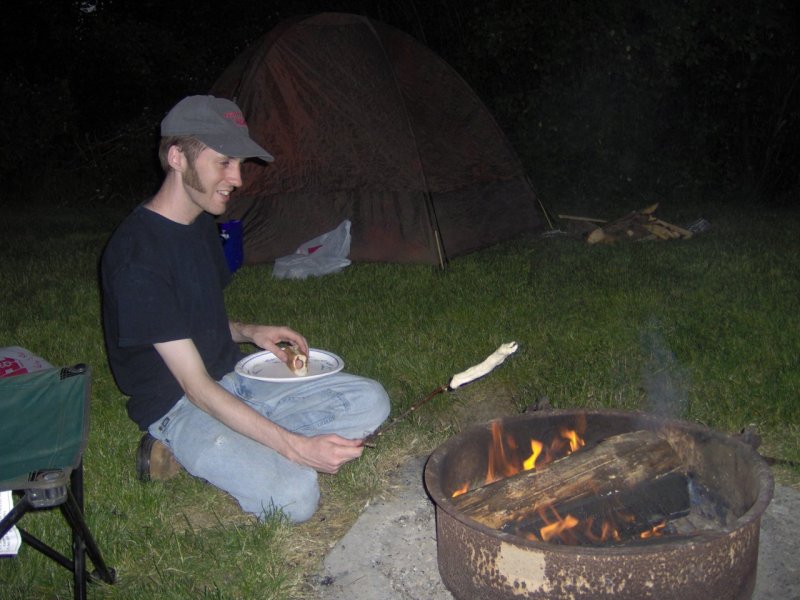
left=557, top=214, right=608, bottom=223
left=452, top=429, right=684, bottom=530
left=645, top=218, right=693, bottom=239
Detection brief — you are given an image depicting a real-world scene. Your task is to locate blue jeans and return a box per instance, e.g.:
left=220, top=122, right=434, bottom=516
left=148, top=372, right=390, bottom=523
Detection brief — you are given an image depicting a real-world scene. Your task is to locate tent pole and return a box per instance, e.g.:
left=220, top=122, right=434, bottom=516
left=525, top=174, right=556, bottom=230
left=432, top=219, right=446, bottom=270
left=537, top=195, right=556, bottom=231
left=365, top=16, right=447, bottom=269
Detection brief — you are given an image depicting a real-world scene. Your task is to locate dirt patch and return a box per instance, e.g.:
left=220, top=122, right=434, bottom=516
left=441, top=382, right=520, bottom=431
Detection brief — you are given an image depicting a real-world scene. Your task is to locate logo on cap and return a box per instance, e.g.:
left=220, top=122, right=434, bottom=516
left=224, top=111, right=247, bottom=128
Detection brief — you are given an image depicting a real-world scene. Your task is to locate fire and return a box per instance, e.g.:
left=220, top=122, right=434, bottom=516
left=640, top=520, right=667, bottom=539
left=561, top=426, right=585, bottom=453
left=583, top=517, right=622, bottom=544
left=602, top=520, right=622, bottom=542
left=451, top=419, right=588, bottom=498
left=522, top=439, right=543, bottom=471
left=525, top=506, right=625, bottom=545
left=485, top=421, right=521, bottom=484
left=451, top=482, right=469, bottom=498
left=449, top=416, right=680, bottom=546
left=538, top=506, right=580, bottom=542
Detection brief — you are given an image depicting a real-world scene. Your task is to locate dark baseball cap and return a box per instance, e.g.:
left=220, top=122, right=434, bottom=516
left=161, top=95, right=274, bottom=162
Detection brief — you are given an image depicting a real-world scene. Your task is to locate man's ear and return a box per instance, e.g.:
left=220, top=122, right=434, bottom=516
left=167, top=144, right=186, bottom=173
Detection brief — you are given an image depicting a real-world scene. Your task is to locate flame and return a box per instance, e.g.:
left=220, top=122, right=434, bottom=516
left=451, top=482, right=469, bottom=498
left=639, top=521, right=667, bottom=539
left=485, top=420, right=521, bottom=484
left=522, top=439, right=543, bottom=471
left=561, top=426, right=586, bottom=453
left=531, top=506, right=628, bottom=545
left=538, top=505, right=580, bottom=542
left=450, top=418, right=588, bottom=498
left=601, top=520, right=622, bottom=543
left=578, top=516, right=622, bottom=544
left=448, top=417, right=682, bottom=545
left=541, top=514, right=580, bottom=541
left=449, top=417, right=681, bottom=544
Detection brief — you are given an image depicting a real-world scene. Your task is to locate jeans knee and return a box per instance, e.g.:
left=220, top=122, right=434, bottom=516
left=362, top=379, right=391, bottom=421
left=252, top=469, right=320, bottom=524
left=284, top=491, right=320, bottom=523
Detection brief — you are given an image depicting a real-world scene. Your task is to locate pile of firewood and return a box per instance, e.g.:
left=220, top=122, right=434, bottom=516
left=558, top=203, right=693, bottom=244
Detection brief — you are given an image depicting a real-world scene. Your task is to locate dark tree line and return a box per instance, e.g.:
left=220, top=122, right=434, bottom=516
left=2, top=0, right=797, bottom=205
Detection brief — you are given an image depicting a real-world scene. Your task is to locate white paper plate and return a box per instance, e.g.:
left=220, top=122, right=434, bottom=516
left=235, top=348, right=344, bottom=382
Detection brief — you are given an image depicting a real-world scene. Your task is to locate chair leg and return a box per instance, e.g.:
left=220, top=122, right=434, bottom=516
left=60, top=489, right=116, bottom=586
left=0, top=494, right=32, bottom=538
left=0, top=493, right=80, bottom=580
left=62, top=465, right=116, bottom=589
left=18, top=527, right=75, bottom=571
left=2, top=466, right=115, bottom=597
left=72, top=510, right=87, bottom=600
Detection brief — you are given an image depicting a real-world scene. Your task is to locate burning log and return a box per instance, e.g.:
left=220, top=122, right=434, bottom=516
left=505, top=471, right=690, bottom=545
left=452, top=429, right=684, bottom=531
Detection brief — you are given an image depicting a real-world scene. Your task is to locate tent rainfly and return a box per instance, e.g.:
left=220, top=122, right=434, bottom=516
left=211, top=12, right=543, bottom=267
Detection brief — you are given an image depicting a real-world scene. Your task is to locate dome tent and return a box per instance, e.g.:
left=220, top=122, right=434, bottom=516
left=211, top=12, right=543, bottom=267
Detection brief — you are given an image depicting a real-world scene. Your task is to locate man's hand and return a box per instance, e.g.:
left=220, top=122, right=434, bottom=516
left=230, top=322, right=309, bottom=364
left=283, top=433, right=365, bottom=474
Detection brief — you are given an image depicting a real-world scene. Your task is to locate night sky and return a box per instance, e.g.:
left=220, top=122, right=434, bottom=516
left=3, top=0, right=797, bottom=203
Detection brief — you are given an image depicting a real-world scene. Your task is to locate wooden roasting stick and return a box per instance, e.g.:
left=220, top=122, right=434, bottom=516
left=452, top=429, right=684, bottom=530
left=362, top=342, right=519, bottom=447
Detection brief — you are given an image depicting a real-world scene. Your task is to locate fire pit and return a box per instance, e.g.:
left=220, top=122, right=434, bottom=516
left=424, top=409, right=773, bottom=600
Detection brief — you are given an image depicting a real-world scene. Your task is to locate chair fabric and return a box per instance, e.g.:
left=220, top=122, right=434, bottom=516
left=0, top=361, right=115, bottom=599
left=0, top=366, right=89, bottom=482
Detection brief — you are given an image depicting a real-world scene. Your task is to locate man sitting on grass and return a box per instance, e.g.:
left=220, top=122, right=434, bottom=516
left=101, top=95, right=390, bottom=523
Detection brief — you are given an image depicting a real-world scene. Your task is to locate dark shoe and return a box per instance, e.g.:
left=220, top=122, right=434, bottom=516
left=136, top=433, right=182, bottom=482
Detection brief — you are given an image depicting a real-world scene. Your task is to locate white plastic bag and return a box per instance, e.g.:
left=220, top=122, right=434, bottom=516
left=272, top=220, right=352, bottom=279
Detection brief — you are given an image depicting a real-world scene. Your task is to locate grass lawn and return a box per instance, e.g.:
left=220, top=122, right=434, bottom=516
left=1, top=187, right=798, bottom=598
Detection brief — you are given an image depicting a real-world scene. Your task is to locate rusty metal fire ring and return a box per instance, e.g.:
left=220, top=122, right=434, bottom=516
left=424, top=409, right=774, bottom=600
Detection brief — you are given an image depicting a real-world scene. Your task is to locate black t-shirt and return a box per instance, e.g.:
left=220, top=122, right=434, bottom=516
left=101, top=205, right=243, bottom=430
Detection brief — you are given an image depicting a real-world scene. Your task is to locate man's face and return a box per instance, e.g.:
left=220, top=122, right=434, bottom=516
left=181, top=147, right=243, bottom=217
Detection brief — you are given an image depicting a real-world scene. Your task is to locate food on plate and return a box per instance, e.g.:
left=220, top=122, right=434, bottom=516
left=284, top=344, right=308, bottom=376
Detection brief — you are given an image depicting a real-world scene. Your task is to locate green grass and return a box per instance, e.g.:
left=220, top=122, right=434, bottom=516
left=1, top=190, right=798, bottom=598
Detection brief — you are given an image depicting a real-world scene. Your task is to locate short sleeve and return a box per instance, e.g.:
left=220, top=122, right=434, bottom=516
left=111, top=265, right=191, bottom=347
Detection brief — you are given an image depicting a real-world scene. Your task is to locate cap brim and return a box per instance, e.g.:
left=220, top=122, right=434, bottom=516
left=196, top=133, right=274, bottom=162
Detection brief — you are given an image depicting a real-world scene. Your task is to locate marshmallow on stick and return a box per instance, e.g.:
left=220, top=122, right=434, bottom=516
left=362, top=341, right=519, bottom=447
left=448, top=342, right=519, bottom=389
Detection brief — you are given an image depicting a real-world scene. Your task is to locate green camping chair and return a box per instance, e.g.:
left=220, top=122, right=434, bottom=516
left=0, top=364, right=116, bottom=599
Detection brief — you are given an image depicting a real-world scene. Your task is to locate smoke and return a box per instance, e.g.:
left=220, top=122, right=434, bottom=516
left=639, top=319, right=690, bottom=419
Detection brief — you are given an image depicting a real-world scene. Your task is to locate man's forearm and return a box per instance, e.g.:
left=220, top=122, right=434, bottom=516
left=155, top=337, right=294, bottom=456
left=185, top=373, right=297, bottom=456
left=183, top=373, right=358, bottom=473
